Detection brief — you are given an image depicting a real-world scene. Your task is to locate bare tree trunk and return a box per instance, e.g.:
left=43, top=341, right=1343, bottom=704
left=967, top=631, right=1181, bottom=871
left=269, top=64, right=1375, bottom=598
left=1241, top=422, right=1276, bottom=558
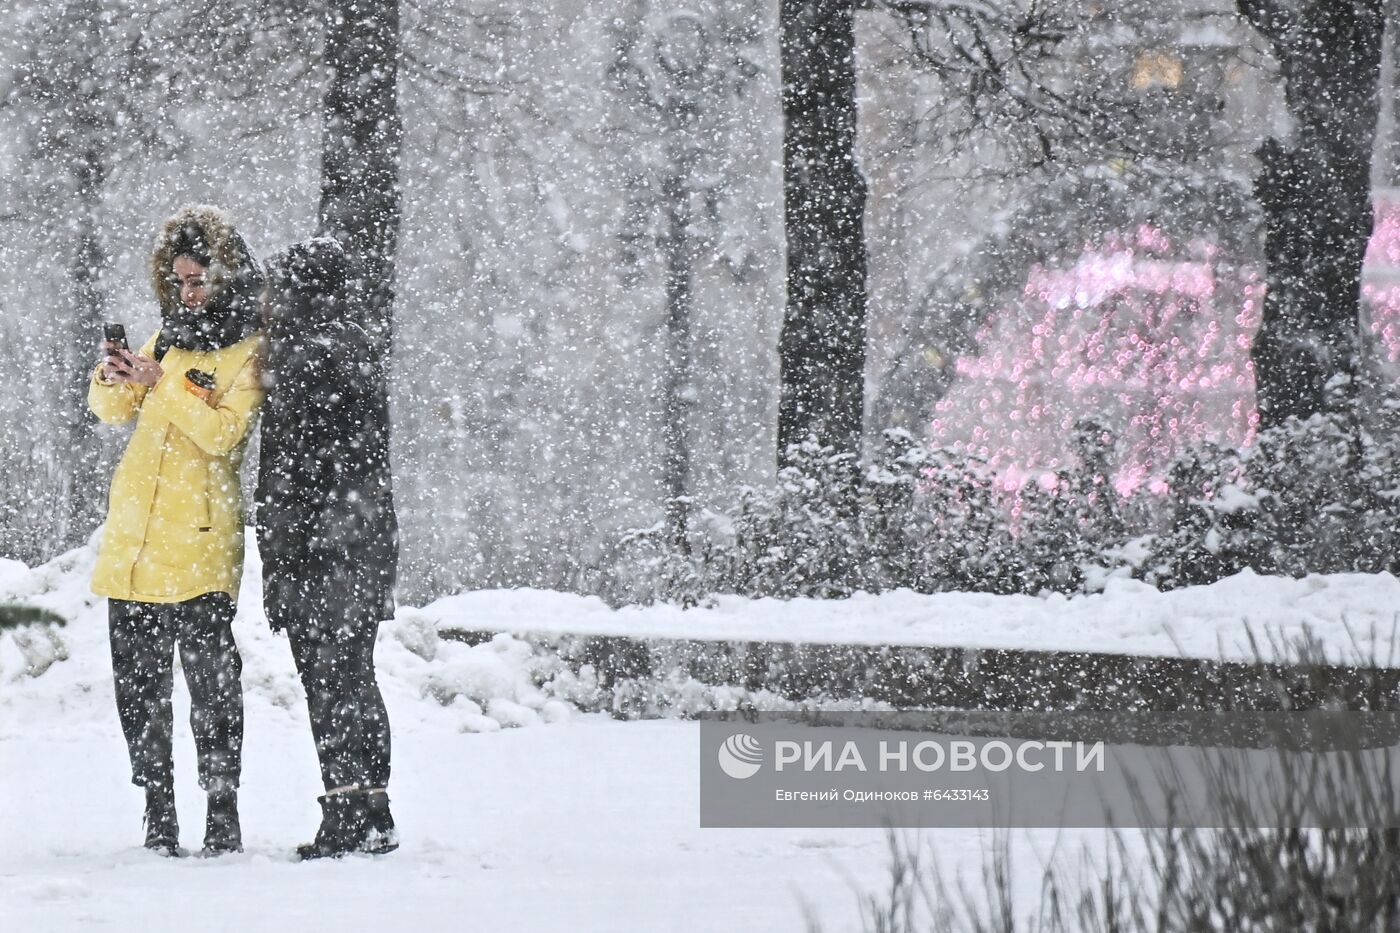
left=660, top=159, right=695, bottom=547
left=1240, top=0, right=1385, bottom=426
left=318, top=0, right=403, bottom=364
left=778, top=0, right=869, bottom=466
left=59, top=146, right=108, bottom=548
left=46, top=144, right=109, bottom=552
left=315, top=0, right=402, bottom=591
left=50, top=6, right=111, bottom=552
left=1387, top=0, right=1400, bottom=185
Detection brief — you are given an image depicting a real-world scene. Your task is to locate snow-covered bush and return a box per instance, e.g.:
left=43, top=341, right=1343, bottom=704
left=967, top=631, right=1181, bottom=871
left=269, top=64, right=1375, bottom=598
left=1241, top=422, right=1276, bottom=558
left=609, top=430, right=1128, bottom=604
left=613, top=411, right=1400, bottom=606
left=1142, top=410, right=1400, bottom=587
left=0, top=604, right=69, bottom=680
left=1137, top=441, right=1256, bottom=589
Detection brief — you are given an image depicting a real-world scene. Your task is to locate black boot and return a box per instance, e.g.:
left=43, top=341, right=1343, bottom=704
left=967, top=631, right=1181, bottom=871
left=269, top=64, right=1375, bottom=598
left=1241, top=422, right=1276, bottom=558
left=295, top=791, right=366, bottom=861
left=359, top=788, right=398, bottom=855
left=142, top=784, right=179, bottom=856
left=202, top=789, right=242, bottom=856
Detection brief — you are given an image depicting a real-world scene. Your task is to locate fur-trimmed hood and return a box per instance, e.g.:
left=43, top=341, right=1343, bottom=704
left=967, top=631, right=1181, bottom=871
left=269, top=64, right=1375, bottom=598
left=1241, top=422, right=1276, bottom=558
left=151, top=204, right=260, bottom=312
left=151, top=205, right=262, bottom=313
left=150, top=205, right=263, bottom=355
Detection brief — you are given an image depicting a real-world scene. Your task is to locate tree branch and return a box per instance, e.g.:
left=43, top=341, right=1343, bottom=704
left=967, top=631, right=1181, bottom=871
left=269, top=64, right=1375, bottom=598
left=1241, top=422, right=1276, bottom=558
left=1237, top=0, right=1290, bottom=47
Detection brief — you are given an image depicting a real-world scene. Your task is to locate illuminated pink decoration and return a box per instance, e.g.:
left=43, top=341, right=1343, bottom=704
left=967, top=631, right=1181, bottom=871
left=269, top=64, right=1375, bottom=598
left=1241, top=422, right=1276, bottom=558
left=931, top=224, right=1260, bottom=495
left=1363, top=195, right=1400, bottom=363
left=934, top=201, right=1400, bottom=494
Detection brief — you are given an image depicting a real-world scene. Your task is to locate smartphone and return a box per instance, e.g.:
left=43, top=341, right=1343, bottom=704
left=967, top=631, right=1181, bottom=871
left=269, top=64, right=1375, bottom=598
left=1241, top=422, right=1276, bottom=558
left=103, top=323, right=128, bottom=357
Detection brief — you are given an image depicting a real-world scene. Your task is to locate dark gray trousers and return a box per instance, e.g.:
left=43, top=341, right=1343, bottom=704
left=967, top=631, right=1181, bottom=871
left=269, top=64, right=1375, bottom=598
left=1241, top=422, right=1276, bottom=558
left=108, top=593, right=243, bottom=792
left=282, top=609, right=391, bottom=793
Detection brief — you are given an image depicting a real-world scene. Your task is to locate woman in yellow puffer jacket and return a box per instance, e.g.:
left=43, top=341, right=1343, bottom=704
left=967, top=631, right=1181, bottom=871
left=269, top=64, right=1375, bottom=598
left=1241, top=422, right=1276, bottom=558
left=89, top=205, right=263, bottom=858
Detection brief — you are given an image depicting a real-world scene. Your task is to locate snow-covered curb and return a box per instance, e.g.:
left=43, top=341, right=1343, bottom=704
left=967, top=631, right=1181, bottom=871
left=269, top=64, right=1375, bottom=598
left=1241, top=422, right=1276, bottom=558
left=411, top=570, right=1400, bottom=666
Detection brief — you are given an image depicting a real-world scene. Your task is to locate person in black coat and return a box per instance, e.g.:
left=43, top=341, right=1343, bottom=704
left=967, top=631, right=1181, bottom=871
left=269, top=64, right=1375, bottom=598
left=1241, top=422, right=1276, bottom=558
left=255, top=237, right=400, bottom=859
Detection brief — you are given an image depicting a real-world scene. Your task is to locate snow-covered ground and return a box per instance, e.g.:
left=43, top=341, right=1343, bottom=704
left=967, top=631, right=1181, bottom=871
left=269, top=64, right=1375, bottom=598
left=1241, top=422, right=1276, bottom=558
left=3, top=535, right=1395, bottom=931
left=5, top=716, right=925, bottom=931
left=0, top=536, right=1035, bottom=932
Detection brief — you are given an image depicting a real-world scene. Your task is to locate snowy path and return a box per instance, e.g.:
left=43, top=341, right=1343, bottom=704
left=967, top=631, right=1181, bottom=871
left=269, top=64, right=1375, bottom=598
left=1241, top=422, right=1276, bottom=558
left=0, top=543, right=925, bottom=932
left=1, top=712, right=917, bottom=932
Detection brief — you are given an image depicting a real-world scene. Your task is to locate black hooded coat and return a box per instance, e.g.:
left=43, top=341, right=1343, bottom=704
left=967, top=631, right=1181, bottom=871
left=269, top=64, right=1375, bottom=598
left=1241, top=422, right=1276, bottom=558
left=255, top=244, right=398, bottom=632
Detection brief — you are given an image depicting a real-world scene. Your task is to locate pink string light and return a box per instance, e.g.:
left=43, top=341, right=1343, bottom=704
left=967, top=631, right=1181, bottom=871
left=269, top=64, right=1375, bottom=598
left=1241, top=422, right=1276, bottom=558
left=931, top=225, right=1259, bottom=495
left=933, top=202, right=1400, bottom=494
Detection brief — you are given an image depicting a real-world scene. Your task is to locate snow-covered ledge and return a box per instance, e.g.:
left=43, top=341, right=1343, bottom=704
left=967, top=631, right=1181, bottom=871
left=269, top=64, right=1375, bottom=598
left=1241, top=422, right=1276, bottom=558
left=414, top=570, right=1400, bottom=667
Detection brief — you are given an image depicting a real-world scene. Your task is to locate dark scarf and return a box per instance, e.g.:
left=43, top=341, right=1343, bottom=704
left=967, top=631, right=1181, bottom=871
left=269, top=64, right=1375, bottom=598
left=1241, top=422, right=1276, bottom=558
left=153, top=266, right=263, bottom=361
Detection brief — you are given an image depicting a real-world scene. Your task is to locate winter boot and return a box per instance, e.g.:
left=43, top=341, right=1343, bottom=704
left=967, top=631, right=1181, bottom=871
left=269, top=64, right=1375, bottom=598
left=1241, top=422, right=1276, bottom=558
left=295, top=790, right=366, bottom=861
left=142, top=784, right=179, bottom=856
left=201, top=789, right=242, bottom=856
left=359, top=788, right=398, bottom=855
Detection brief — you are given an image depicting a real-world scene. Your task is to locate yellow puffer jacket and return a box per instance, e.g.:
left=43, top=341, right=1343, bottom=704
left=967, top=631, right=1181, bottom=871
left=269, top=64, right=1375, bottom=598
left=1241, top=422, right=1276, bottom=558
left=89, top=331, right=264, bottom=603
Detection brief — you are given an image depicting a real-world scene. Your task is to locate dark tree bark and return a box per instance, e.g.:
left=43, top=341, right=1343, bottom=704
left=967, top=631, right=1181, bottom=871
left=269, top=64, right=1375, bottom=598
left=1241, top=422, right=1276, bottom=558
left=778, top=0, right=869, bottom=466
left=318, top=0, right=403, bottom=365
left=23, top=0, right=114, bottom=553
left=315, top=0, right=402, bottom=591
left=660, top=152, right=696, bottom=547
left=1239, top=0, right=1385, bottom=427
left=59, top=142, right=109, bottom=548
left=1385, top=0, right=1400, bottom=186
left=655, top=19, right=709, bottom=549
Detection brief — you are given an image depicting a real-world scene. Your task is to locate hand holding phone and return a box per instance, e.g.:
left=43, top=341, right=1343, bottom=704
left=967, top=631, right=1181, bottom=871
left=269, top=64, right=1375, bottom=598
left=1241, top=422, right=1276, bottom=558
left=99, top=323, right=131, bottom=384
left=103, top=323, right=128, bottom=356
